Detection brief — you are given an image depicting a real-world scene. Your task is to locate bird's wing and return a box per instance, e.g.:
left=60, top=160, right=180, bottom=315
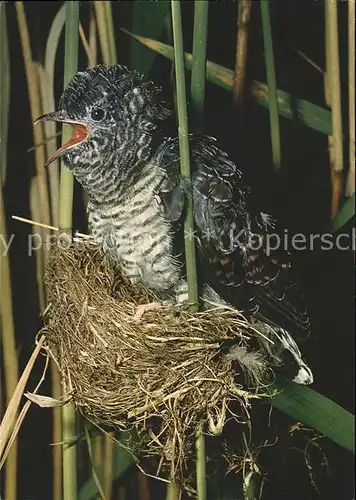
left=152, top=137, right=186, bottom=224
left=190, top=136, right=310, bottom=341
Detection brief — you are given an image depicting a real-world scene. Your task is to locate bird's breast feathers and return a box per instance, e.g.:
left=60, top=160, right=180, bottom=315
left=87, top=166, right=181, bottom=291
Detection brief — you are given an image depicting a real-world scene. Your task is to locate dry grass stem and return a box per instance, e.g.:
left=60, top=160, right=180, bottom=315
left=233, top=0, right=252, bottom=108
left=0, top=336, right=46, bottom=465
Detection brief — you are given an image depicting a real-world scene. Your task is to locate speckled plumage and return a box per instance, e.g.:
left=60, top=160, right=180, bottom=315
left=41, top=64, right=313, bottom=384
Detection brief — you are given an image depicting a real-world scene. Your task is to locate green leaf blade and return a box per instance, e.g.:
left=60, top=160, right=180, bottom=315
left=330, top=193, right=355, bottom=232
left=79, top=434, right=135, bottom=500
left=123, top=34, right=333, bottom=136
left=270, top=377, right=355, bottom=454
left=130, top=1, right=170, bottom=75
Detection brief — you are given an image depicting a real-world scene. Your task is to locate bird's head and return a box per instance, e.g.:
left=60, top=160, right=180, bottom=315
left=36, top=64, right=171, bottom=174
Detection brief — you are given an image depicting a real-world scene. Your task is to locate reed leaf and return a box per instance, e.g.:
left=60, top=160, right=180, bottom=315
left=124, top=31, right=353, bottom=231
left=84, top=425, right=106, bottom=500
left=16, top=2, right=51, bottom=268
left=130, top=0, right=170, bottom=75
left=79, top=23, right=95, bottom=68
left=250, top=81, right=332, bottom=136
left=260, top=0, right=281, bottom=171
left=44, top=3, right=66, bottom=227
left=78, top=435, right=135, bottom=500
left=45, top=4, right=66, bottom=80
left=0, top=336, right=45, bottom=462
left=330, top=192, right=355, bottom=232
left=121, top=32, right=333, bottom=136
left=270, top=377, right=355, bottom=454
left=29, top=63, right=52, bottom=311
left=36, top=63, right=60, bottom=227
left=15, top=2, right=50, bottom=223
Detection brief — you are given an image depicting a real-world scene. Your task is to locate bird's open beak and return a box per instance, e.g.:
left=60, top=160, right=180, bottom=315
left=34, top=111, right=90, bottom=167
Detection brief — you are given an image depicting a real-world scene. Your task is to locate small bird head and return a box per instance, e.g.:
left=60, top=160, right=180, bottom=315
left=36, top=65, right=171, bottom=173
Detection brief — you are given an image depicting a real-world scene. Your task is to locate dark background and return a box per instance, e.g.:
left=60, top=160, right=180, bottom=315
left=2, top=1, right=354, bottom=499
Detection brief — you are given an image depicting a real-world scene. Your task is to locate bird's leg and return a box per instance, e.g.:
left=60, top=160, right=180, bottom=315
left=133, top=281, right=189, bottom=321
left=133, top=283, right=231, bottom=321
left=174, top=280, right=189, bottom=304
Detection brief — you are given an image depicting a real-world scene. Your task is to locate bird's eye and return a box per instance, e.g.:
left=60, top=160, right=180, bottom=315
left=90, top=108, right=105, bottom=121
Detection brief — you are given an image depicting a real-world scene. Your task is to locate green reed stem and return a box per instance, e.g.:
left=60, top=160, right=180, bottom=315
left=59, top=1, right=79, bottom=231
left=190, top=2, right=209, bottom=499
left=104, top=1, right=117, bottom=64
left=60, top=3, right=80, bottom=500
left=195, top=422, right=207, bottom=500
left=171, top=0, right=199, bottom=312
left=260, top=0, right=281, bottom=171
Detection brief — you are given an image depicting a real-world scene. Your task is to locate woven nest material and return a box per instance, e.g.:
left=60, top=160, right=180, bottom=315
left=41, top=241, right=271, bottom=478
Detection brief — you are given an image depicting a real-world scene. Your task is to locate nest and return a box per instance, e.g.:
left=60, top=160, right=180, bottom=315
left=41, top=241, right=272, bottom=479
